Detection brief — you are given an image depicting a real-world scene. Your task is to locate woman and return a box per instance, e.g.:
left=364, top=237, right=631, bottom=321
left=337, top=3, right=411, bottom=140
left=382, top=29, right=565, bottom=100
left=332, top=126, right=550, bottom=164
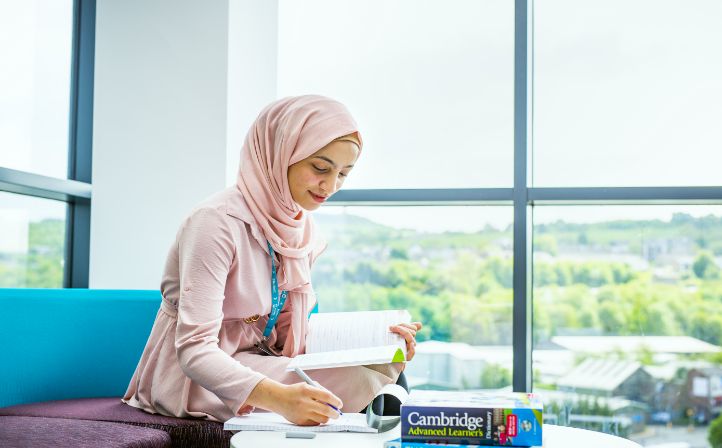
left=123, top=95, right=423, bottom=426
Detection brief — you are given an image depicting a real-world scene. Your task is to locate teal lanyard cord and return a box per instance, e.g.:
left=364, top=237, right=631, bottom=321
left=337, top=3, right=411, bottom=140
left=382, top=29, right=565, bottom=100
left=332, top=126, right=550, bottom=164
left=262, top=241, right=288, bottom=340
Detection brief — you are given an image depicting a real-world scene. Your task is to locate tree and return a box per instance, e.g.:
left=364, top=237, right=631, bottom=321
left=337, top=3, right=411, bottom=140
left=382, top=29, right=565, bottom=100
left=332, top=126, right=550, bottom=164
left=534, top=262, right=558, bottom=287
left=535, top=235, right=558, bottom=255
left=599, top=301, right=626, bottom=334
left=693, top=251, right=720, bottom=280
left=480, top=363, right=511, bottom=389
left=389, top=247, right=408, bottom=260
left=577, top=232, right=589, bottom=245
left=709, top=412, right=722, bottom=448
left=691, top=312, right=722, bottom=346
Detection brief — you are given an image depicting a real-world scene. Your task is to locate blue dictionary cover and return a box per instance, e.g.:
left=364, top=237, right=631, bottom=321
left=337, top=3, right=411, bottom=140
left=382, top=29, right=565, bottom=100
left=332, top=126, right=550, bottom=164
left=400, top=391, right=543, bottom=446
left=384, top=436, right=477, bottom=447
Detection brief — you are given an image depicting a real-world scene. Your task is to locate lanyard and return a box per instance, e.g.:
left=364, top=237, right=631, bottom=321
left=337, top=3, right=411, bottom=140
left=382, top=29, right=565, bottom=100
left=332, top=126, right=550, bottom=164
left=262, top=241, right=288, bottom=340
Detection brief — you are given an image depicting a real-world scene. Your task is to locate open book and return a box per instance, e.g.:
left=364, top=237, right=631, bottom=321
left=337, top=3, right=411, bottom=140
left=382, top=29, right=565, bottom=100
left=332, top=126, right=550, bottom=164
left=224, top=383, right=409, bottom=433
left=224, top=411, right=376, bottom=433
left=286, top=310, right=411, bottom=371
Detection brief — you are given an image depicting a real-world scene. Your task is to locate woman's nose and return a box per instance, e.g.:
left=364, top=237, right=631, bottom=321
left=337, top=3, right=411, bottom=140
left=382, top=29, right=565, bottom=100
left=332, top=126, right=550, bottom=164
left=320, top=174, right=337, bottom=194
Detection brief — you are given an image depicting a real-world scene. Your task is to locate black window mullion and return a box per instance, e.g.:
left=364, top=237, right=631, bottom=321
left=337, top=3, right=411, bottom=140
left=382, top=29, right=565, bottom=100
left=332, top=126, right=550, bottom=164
left=65, top=0, right=96, bottom=288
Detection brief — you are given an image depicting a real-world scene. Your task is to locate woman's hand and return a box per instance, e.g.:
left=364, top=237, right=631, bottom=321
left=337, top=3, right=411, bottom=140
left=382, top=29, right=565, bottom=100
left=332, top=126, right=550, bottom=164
left=246, top=378, right=343, bottom=426
left=277, top=382, right=344, bottom=426
left=389, top=322, right=423, bottom=361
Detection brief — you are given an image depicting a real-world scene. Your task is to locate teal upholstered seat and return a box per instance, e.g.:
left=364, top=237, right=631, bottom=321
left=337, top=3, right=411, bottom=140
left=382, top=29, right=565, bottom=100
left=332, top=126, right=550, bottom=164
left=0, top=289, right=160, bottom=407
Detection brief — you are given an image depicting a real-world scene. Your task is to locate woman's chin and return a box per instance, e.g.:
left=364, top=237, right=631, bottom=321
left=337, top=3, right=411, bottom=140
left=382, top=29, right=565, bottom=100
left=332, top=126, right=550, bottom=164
left=298, top=201, right=322, bottom=212
left=306, top=203, right=322, bottom=212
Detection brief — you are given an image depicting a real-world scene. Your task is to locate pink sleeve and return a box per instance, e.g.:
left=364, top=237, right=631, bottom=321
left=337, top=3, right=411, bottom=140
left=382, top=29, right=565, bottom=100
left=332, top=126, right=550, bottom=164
left=174, top=207, right=265, bottom=415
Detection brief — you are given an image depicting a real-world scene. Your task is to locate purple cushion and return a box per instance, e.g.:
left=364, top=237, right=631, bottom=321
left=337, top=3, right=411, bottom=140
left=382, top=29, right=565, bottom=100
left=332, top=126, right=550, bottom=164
left=0, top=398, right=230, bottom=448
left=0, top=416, right=171, bottom=448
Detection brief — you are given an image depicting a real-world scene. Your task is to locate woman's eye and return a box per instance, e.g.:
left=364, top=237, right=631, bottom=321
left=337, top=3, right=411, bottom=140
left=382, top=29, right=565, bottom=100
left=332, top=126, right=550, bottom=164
left=339, top=172, right=348, bottom=178
left=312, top=164, right=328, bottom=173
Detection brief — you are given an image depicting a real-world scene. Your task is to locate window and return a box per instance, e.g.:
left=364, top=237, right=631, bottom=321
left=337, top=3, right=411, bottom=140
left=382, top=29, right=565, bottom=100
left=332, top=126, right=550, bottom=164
left=314, top=206, right=513, bottom=390
left=0, top=192, right=67, bottom=288
left=534, top=0, right=722, bottom=187
left=281, top=1, right=722, bottom=444
left=533, top=205, right=722, bottom=442
left=278, top=0, right=514, bottom=188
left=0, top=0, right=74, bottom=179
left=0, top=0, right=94, bottom=288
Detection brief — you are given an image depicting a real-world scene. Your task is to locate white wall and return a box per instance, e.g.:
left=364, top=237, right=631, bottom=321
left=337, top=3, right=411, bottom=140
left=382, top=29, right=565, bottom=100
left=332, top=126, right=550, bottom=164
left=91, top=0, right=278, bottom=289
left=226, top=0, right=278, bottom=186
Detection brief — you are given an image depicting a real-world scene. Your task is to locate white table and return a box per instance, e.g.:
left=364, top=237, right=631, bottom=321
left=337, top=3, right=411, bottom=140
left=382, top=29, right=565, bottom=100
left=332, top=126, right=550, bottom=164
left=230, top=424, right=642, bottom=448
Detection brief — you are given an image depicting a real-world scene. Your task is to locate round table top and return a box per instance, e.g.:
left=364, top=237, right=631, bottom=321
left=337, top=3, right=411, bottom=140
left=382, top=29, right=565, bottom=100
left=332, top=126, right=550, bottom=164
left=230, top=423, right=642, bottom=448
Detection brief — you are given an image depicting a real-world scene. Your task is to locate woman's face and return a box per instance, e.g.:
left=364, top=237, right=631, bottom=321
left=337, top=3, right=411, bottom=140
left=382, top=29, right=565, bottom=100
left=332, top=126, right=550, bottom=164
left=288, top=139, right=360, bottom=211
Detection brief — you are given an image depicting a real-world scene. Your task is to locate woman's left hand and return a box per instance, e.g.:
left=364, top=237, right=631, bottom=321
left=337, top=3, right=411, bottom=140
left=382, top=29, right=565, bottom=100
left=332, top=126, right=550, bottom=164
left=389, top=322, right=423, bottom=362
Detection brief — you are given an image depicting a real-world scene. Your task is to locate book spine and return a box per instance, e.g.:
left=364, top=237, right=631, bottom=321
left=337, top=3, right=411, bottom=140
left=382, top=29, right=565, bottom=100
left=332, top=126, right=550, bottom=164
left=400, top=405, right=542, bottom=447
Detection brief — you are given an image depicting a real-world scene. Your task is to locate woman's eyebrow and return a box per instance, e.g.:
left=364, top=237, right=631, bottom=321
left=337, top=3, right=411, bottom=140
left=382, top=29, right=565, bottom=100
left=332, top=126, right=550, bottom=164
left=313, top=156, right=354, bottom=169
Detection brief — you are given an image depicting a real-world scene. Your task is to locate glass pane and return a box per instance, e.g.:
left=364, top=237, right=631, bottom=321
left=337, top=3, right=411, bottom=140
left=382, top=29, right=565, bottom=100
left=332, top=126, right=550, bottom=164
left=0, top=191, right=66, bottom=287
left=278, top=0, right=514, bottom=188
left=534, top=0, right=722, bottom=186
left=533, top=205, right=722, bottom=445
left=313, top=206, right=513, bottom=390
left=0, top=0, right=73, bottom=179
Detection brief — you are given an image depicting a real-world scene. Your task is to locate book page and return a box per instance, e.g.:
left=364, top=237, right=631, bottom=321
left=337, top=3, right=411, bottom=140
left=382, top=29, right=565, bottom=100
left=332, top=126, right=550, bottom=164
left=224, top=384, right=409, bottom=433
left=305, top=310, right=411, bottom=353
left=286, top=345, right=404, bottom=371
left=224, top=412, right=376, bottom=433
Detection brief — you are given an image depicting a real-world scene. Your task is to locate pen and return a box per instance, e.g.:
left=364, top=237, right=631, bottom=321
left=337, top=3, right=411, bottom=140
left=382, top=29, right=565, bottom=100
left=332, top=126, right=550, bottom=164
left=293, top=367, right=343, bottom=415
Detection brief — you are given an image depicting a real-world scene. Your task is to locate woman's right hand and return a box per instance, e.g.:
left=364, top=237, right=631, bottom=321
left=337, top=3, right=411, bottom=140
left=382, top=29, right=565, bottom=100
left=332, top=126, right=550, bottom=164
left=277, top=382, right=343, bottom=425
left=246, top=378, right=343, bottom=426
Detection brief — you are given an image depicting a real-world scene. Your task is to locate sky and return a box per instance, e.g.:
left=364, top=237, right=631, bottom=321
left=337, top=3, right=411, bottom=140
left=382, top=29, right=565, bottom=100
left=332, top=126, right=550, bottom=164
left=276, top=0, right=722, bottom=232
left=277, top=0, right=722, bottom=190
left=0, top=0, right=72, bottom=179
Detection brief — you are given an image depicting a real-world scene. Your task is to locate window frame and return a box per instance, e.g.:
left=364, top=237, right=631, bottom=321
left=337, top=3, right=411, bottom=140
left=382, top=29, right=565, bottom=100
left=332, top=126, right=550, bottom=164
left=0, top=0, right=95, bottom=288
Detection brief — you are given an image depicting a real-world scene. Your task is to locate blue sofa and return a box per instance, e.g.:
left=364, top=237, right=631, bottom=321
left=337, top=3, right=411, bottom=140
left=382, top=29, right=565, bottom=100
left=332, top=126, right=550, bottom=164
left=0, top=289, right=229, bottom=448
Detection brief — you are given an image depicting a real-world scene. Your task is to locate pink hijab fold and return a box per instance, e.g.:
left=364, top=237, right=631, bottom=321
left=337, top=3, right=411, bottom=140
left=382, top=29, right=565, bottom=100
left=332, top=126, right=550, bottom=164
left=237, top=95, right=362, bottom=292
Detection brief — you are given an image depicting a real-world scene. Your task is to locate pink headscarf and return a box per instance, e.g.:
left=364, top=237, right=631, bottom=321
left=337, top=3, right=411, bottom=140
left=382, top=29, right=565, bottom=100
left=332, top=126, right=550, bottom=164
left=237, top=95, right=362, bottom=292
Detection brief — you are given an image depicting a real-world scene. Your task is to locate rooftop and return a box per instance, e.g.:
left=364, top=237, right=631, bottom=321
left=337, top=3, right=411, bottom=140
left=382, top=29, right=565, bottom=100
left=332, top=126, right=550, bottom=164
left=551, top=336, right=721, bottom=354
left=557, top=358, right=642, bottom=392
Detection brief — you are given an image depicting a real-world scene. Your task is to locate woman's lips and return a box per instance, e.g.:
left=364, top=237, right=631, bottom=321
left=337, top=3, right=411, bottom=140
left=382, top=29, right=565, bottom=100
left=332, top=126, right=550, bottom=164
left=309, top=191, right=327, bottom=203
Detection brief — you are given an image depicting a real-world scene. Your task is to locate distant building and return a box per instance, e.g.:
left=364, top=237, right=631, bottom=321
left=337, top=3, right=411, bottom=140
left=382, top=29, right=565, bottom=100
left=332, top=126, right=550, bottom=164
left=551, top=336, right=721, bottom=356
left=408, top=341, right=575, bottom=390
left=408, top=337, right=721, bottom=428
left=556, top=358, right=655, bottom=405
left=517, top=388, right=647, bottom=436
left=683, top=367, right=722, bottom=423
left=406, top=341, right=490, bottom=389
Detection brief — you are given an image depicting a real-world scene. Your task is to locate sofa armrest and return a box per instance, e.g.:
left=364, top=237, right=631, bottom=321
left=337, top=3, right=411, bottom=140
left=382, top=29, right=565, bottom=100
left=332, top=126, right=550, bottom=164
left=0, top=289, right=160, bottom=407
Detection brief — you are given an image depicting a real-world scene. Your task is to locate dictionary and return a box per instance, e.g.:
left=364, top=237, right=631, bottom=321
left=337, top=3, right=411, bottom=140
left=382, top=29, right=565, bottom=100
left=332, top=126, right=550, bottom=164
left=384, top=437, right=485, bottom=448
left=400, top=390, right=543, bottom=446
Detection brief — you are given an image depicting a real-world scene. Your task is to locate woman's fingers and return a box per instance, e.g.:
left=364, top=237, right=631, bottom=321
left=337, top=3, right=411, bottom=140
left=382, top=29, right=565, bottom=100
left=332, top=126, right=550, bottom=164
left=389, top=321, right=424, bottom=361
left=305, top=383, right=343, bottom=410
left=280, top=383, right=343, bottom=425
left=396, top=322, right=423, bottom=332
left=390, top=324, right=418, bottom=361
left=390, top=325, right=416, bottom=342
left=407, top=342, right=416, bottom=361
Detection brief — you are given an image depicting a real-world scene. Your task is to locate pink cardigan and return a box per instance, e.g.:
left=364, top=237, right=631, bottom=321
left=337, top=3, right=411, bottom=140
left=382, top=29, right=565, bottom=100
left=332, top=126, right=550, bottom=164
left=123, top=186, right=401, bottom=421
